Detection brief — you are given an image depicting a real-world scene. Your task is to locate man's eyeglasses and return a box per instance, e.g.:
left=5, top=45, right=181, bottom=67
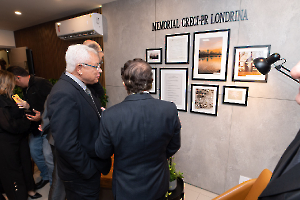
left=80, top=61, right=103, bottom=70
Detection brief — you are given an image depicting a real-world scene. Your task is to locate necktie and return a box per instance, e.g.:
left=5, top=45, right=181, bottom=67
left=85, top=88, right=101, bottom=117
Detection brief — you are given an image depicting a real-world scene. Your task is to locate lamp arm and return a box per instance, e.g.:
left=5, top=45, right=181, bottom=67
left=274, top=65, right=299, bottom=83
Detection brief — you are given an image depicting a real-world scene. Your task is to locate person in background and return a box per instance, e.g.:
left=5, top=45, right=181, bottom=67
left=258, top=61, right=300, bottom=199
left=95, top=58, right=181, bottom=200
left=83, top=40, right=105, bottom=98
left=0, top=59, right=6, bottom=70
left=6, top=66, right=54, bottom=189
left=46, top=44, right=111, bottom=200
left=0, top=70, right=42, bottom=199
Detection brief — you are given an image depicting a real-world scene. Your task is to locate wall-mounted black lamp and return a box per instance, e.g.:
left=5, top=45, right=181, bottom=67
left=253, top=53, right=299, bottom=83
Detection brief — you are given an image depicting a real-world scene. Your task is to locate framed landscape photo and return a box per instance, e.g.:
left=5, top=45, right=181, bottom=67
left=150, top=68, right=157, bottom=94
left=232, top=45, right=271, bottom=82
left=222, top=86, right=249, bottom=106
left=146, top=48, right=162, bottom=64
left=192, top=29, right=230, bottom=81
left=190, top=84, right=219, bottom=116
left=160, top=68, right=188, bottom=111
left=165, top=33, right=190, bottom=64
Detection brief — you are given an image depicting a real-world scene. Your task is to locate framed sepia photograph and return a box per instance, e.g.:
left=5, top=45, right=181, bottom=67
left=232, top=45, right=271, bottom=82
left=165, top=33, right=190, bottom=64
left=192, top=29, right=230, bottom=81
left=160, top=68, right=188, bottom=111
left=150, top=68, right=157, bottom=94
left=190, top=84, right=219, bottom=116
left=223, top=86, right=249, bottom=106
left=146, top=48, right=162, bottom=64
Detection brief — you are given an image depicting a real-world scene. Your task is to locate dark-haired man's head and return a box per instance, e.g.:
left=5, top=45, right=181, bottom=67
left=7, top=66, right=30, bottom=88
left=121, top=58, right=153, bottom=94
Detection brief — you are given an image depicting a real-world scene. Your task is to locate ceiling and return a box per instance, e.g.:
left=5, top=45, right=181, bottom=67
left=0, top=0, right=117, bottom=31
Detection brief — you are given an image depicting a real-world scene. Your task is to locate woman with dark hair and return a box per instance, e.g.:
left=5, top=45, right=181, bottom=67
left=0, top=70, right=42, bottom=199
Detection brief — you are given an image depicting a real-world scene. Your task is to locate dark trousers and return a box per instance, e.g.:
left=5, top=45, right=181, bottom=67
left=63, top=172, right=100, bottom=200
left=48, top=145, right=66, bottom=200
left=0, top=134, right=35, bottom=200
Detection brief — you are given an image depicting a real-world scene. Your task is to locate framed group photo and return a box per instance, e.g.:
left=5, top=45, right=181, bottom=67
left=149, top=68, right=157, bottom=94
left=232, top=45, right=271, bottom=82
left=190, top=84, right=219, bottom=116
left=160, top=68, right=188, bottom=111
left=165, top=33, right=190, bottom=64
left=222, top=86, right=249, bottom=106
left=146, top=48, right=162, bottom=64
left=192, top=29, right=230, bottom=81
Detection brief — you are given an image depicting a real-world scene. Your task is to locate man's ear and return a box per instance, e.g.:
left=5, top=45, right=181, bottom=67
left=75, top=64, right=83, bottom=75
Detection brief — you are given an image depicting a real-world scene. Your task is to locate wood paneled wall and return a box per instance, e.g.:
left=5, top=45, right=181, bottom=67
left=14, top=8, right=105, bottom=87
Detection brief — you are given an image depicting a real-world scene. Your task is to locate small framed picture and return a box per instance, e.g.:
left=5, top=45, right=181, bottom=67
left=222, top=86, right=249, bottom=106
left=232, top=45, right=271, bottom=82
left=160, top=68, right=188, bottom=111
left=190, top=84, right=219, bottom=116
left=165, top=33, right=190, bottom=64
left=146, top=48, right=162, bottom=64
left=150, top=68, right=157, bottom=94
left=192, top=29, right=230, bottom=81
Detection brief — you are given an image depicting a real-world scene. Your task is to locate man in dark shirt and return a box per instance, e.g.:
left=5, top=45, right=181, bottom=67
left=7, top=66, right=53, bottom=189
left=259, top=61, right=300, bottom=200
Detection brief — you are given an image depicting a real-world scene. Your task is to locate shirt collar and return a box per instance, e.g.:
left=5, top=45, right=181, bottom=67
left=65, top=71, right=87, bottom=91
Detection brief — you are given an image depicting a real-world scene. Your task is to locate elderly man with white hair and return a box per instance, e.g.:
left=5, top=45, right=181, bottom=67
left=46, top=44, right=111, bottom=200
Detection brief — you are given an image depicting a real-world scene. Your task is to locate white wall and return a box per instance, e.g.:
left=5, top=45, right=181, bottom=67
left=102, top=0, right=300, bottom=194
left=0, top=29, right=15, bottom=48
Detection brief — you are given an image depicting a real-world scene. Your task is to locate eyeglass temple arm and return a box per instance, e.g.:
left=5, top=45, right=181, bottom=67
left=274, top=65, right=299, bottom=83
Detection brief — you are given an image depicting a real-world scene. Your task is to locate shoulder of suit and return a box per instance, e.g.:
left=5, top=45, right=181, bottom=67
left=30, top=76, right=52, bottom=86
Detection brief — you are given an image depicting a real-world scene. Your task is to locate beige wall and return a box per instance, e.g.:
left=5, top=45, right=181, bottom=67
left=102, top=0, right=300, bottom=194
left=0, top=29, right=15, bottom=48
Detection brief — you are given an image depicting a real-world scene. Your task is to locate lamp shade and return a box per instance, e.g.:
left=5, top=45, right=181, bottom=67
left=253, top=53, right=281, bottom=75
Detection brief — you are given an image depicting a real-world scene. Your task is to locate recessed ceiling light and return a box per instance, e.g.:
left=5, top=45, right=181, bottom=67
left=15, top=11, right=22, bottom=15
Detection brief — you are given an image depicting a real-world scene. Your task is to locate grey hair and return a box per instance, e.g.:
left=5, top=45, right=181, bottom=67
left=65, top=44, right=98, bottom=73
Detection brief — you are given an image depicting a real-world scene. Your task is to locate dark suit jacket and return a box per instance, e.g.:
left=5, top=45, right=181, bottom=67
left=95, top=93, right=181, bottom=200
left=47, top=73, right=111, bottom=181
left=23, top=75, right=53, bottom=135
left=259, top=129, right=300, bottom=200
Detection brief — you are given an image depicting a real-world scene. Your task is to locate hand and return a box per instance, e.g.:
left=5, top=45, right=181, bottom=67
left=38, top=125, right=43, bottom=132
left=17, top=100, right=30, bottom=110
left=26, top=109, right=41, bottom=121
left=101, top=107, right=106, bottom=111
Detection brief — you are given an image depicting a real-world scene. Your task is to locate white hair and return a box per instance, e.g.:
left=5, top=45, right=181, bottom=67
left=65, top=44, right=98, bottom=73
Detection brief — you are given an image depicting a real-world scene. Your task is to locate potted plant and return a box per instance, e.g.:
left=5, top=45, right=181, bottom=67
left=169, top=157, right=183, bottom=191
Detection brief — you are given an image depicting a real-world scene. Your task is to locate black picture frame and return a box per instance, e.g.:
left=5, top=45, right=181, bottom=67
left=232, top=45, right=271, bottom=82
left=165, top=33, right=190, bottom=64
left=150, top=68, right=157, bottom=94
left=190, top=84, right=219, bottom=116
left=192, top=29, right=230, bottom=81
left=146, top=48, right=162, bottom=64
left=222, top=86, right=249, bottom=106
left=160, top=68, right=188, bottom=111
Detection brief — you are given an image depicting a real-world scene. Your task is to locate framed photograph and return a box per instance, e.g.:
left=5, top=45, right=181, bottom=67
left=222, top=86, right=249, bottom=106
left=150, top=68, right=157, bottom=94
left=165, top=33, right=190, bottom=64
left=160, top=68, right=188, bottom=111
left=232, top=45, right=271, bottom=82
left=146, top=48, right=162, bottom=64
left=192, top=29, right=230, bottom=81
left=190, top=84, right=219, bottom=116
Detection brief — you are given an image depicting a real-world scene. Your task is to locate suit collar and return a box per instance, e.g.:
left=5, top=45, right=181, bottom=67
left=123, top=93, right=154, bottom=102
left=60, top=73, right=101, bottom=119
left=260, top=129, right=300, bottom=197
